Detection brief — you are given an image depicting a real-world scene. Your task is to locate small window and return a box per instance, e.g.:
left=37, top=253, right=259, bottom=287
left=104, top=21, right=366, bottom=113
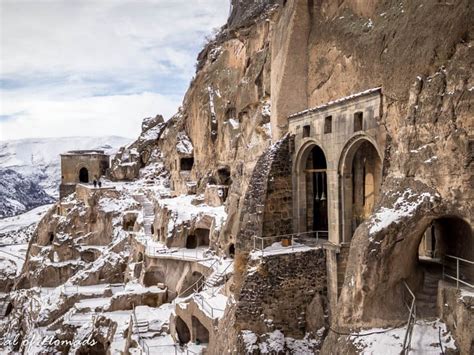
left=303, top=125, right=310, bottom=138
left=354, top=112, right=363, bottom=132
left=324, top=116, right=332, bottom=134
left=180, top=157, right=194, bottom=171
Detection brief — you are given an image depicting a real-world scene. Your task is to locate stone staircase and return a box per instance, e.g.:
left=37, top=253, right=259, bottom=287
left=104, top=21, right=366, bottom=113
left=133, top=194, right=155, bottom=237
left=134, top=319, right=150, bottom=334
left=415, top=261, right=442, bottom=319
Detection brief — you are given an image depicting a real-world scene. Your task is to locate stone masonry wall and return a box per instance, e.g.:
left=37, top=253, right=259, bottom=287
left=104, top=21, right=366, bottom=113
left=236, top=134, right=292, bottom=252
left=261, top=134, right=293, bottom=239
left=235, top=248, right=327, bottom=339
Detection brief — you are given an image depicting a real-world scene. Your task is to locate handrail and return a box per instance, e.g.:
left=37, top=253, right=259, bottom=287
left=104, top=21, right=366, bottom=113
left=402, top=281, right=416, bottom=354
left=193, top=294, right=225, bottom=319
left=171, top=258, right=221, bottom=302
left=443, top=255, right=474, bottom=289
left=252, top=230, right=328, bottom=255
left=132, top=303, right=146, bottom=355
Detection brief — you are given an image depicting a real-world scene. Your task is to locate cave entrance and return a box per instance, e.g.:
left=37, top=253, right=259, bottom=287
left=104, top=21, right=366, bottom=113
left=176, top=316, right=191, bottom=345
left=415, top=216, right=473, bottom=317
left=340, top=138, right=382, bottom=242
left=195, top=228, right=210, bottom=247
left=186, top=235, right=197, bottom=249
left=302, top=145, right=328, bottom=235
left=180, top=157, right=194, bottom=171
left=192, top=316, right=210, bottom=344
left=228, top=243, right=235, bottom=259
left=79, top=167, right=89, bottom=183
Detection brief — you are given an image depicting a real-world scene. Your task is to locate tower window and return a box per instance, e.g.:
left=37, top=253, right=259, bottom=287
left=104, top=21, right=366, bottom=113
left=354, top=112, right=363, bottom=132
left=324, top=116, right=332, bottom=134
left=303, top=125, right=311, bottom=138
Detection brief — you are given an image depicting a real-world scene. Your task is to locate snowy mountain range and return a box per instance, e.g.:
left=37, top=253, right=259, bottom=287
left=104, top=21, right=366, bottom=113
left=0, top=136, right=130, bottom=218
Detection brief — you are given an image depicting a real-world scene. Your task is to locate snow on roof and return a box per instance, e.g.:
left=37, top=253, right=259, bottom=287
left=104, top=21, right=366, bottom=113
left=289, top=87, right=381, bottom=119
left=158, top=194, right=227, bottom=238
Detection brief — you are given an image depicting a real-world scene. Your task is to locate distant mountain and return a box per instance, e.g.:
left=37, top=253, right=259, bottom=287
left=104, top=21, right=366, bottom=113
left=0, top=136, right=130, bottom=217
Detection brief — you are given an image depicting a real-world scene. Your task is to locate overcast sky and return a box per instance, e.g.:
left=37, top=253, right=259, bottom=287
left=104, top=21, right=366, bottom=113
left=0, top=0, right=229, bottom=141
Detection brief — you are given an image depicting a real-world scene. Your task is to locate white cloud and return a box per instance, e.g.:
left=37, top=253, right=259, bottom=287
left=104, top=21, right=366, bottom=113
left=0, top=0, right=229, bottom=140
left=0, top=92, right=181, bottom=140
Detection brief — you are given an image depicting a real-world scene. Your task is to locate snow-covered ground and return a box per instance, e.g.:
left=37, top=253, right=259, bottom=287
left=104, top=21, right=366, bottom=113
left=0, top=204, right=53, bottom=236
left=350, top=319, right=456, bottom=354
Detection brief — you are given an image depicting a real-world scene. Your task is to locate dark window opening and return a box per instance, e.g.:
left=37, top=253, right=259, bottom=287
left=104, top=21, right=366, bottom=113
left=354, top=112, right=363, bottom=132
left=79, top=167, right=89, bottom=183
left=303, top=125, right=311, bottom=138
left=186, top=235, right=197, bottom=249
left=151, top=225, right=155, bottom=235
left=180, top=157, right=194, bottom=171
left=217, top=167, right=231, bottom=185
left=324, top=116, right=332, bottom=134
left=229, top=243, right=235, bottom=258
left=49, top=233, right=54, bottom=244
left=4, top=302, right=13, bottom=317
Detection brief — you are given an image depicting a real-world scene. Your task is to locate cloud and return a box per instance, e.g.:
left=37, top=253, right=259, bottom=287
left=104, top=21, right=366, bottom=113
left=0, top=0, right=229, bottom=140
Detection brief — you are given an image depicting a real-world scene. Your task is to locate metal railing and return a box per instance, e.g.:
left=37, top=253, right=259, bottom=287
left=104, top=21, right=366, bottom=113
left=402, top=281, right=416, bottom=354
left=443, top=255, right=474, bottom=289
left=193, top=294, right=225, bottom=319
left=252, top=230, right=328, bottom=255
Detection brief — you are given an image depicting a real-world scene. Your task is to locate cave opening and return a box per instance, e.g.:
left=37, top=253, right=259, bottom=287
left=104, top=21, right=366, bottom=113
left=186, top=235, right=197, bottom=249
left=228, top=243, right=235, bottom=259
left=176, top=316, right=191, bottom=345
left=180, top=157, right=194, bottom=171
left=192, top=316, right=210, bottom=344
left=415, top=216, right=473, bottom=317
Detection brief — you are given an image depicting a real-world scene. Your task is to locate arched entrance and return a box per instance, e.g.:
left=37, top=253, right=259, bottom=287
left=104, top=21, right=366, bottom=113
left=340, top=137, right=382, bottom=242
left=79, top=167, right=89, bottom=183
left=176, top=316, right=191, bottom=344
left=192, top=316, right=210, bottom=344
left=416, top=216, right=473, bottom=317
left=301, top=145, right=328, bottom=234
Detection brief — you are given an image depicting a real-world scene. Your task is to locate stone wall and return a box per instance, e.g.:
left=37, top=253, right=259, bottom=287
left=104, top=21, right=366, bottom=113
left=236, top=134, right=292, bottom=253
left=235, top=248, right=327, bottom=338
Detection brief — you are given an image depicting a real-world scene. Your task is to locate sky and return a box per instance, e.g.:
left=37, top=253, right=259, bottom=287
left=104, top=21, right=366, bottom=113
left=0, top=0, right=229, bottom=141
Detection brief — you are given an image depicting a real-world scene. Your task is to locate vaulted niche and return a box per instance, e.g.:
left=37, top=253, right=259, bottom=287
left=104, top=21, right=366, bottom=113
left=304, top=145, right=328, bottom=233
left=341, top=139, right=382, bottom=241
left=180, top=157, right=194, bottom=171
left=415, top=217, right=473, bottom=317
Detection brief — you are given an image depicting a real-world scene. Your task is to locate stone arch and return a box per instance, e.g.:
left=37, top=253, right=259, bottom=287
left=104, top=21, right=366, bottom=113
left=176, top=316, right=191, bottom=344
left=338, top=135, right=383, bottom=242
left=79, top=167, right=89, bottom=183
left=413, top=215, right=473, bottom=317
left=192, top=316, right=210, bottom=344
left=294, top=140, right=329, bottom=234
